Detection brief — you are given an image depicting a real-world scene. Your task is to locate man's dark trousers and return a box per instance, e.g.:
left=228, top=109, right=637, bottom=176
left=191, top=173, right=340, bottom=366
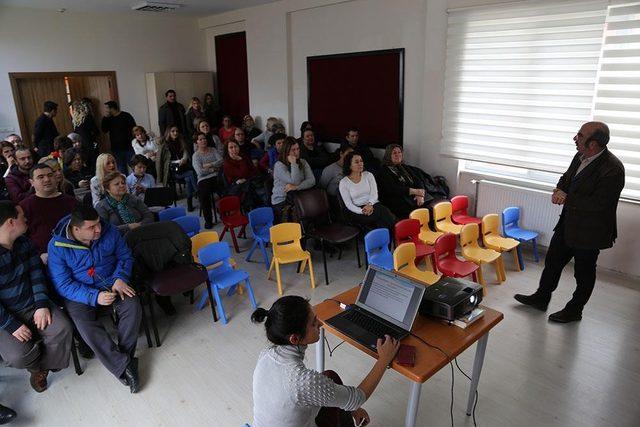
left=64, top=296, right=141, bottom=378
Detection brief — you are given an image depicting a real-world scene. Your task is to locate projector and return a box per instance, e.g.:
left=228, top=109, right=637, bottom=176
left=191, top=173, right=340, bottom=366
left=419, top=277, right=483, bottom=322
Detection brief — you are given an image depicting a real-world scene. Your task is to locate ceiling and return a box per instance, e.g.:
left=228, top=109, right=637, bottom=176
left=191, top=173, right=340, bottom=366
left=0, top=0, right=280, bottom=16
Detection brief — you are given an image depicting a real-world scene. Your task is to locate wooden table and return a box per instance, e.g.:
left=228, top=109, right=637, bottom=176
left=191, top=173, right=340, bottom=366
left=314, top=286, right=504, bottom=427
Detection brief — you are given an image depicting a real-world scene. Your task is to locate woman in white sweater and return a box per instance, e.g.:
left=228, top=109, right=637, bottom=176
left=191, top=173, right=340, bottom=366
left=339, top=152, right=397, bottom=234
left=251, top=295, right=399, bottom=427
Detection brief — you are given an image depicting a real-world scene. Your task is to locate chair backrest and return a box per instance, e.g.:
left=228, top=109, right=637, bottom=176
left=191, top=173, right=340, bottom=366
left=433, top=202, right=453, bottom=224
left=395, top=219, right=421, bottom=246
left=173, top=215, right=201, bottom=237
left=364, top=228, right=391, bottom=256
left=409, top=208, right=430, bottom=232
left=460, top=223, right=480, bottom=250
left=191, top=231, right=220, bottom=260
left=218, top=195, right=242, bottom=218
left=144, top=186, right=175, bottom=208
left=198, top=241, right=233, bottom=273
left=293, top=189, right=330, bottom=224
left=502, top=206, right=520, bottom=232
left=434, top=233, right=457, bottom=259
left=248, top=207, right=274, bottom=236
left=270, top=223, right=303, bottom=255
left=450, top=195, right=469, bottom=216
left=393, top=242, right=418, bottom=273
left=482, top=214, right=501, bottom=239
left=159, top=206, right=186, bottom=222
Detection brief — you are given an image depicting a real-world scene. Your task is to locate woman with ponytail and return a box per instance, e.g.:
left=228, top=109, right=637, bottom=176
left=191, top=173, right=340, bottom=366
left=251, top=295, right=399, bottom=427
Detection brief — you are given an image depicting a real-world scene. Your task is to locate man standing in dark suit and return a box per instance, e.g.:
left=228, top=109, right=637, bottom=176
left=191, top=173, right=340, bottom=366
left=33, top=101, right=59, bottom=157
left=515, top=122, right=625, bottom=323
left=158, top=89, right=187, bottom=136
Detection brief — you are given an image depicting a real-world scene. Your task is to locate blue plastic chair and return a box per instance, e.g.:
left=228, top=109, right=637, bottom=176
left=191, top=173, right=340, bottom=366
left=364, top=229, right=394, bottom=271
left=246, top=207, right=273, bottom=269
left=159, top=206, right=186, bottom=222
left=198, top=242, right=257, bottom=324
left=172, top=215, right=201, bottom=237
left=502, top=207, right=540, bottom=270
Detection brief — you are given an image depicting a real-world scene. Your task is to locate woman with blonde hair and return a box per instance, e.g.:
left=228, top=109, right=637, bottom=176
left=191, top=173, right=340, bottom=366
left=186, top=97, right=205, bottom=137
left=71, top=99, right=100, bottom=171
left=90, top=153, right=118, bottom=206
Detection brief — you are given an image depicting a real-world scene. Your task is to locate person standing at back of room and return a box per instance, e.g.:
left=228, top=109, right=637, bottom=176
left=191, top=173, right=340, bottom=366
left=33, top=101, right=59, bottom=157
left=101, top=101, right=136, bottom=174
left=158, top=89, right=187, bottom=136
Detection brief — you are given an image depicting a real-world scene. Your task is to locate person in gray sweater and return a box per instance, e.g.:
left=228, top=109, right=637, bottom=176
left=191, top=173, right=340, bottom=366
left=271, top=137, right=315, bottom=222
left=192, top=132, right=224, bottom=228
left=251, top=295, right=399, bottom=427
left=319, top=142, right=353, bottom=196
left=95, top=172, right=153, bottom=235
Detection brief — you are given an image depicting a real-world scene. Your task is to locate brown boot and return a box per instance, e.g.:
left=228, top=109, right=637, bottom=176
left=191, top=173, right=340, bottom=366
left=29, top=370, right=49, bottom=393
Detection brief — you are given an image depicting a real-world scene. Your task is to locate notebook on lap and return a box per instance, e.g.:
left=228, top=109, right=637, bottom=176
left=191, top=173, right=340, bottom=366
left=325, top=266, right=425, bottom=351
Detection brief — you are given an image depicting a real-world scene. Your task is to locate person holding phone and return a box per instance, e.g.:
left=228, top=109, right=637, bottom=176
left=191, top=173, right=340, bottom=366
left=251, top=295, right=400, bottom=427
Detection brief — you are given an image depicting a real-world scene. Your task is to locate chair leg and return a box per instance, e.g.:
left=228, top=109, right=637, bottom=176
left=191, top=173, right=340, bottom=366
left=71, top=335, right=83, bottom=375
left=275, top=261, right=283, bottom=295
left=516, top=245, right=525, bottom=271
left=430, top=254, right=438, bottom=274
left=139, top=299, right=153, bottom=349
left=322, top=240, right=329, bottom=286
left=355, top=238, right=361, bottom=268
left=512, top=248, right=522, bottom=271
left=230, top=228, right=240, bottom=253
left=498, top=257, right=507, bottom=282
left=532, top=238, right=540, bottom=262
left=220, top=226, right=228, bottom=240
left=148, top=294, right=161, bottom=347
left=245, top=278, right=258, bottom=309
left=206, top=280, right=218, bottom=322
left=299, top=259, right=307, bottom=274
left=240, top=225, right=247, bottom=238
left=307, top=257, right=316, bottom=289
left=212, top=286, right=227, bottom=325
left=246, top=240, right=258, bottom=262
left=259, top=241, right=270, bottom=270
left=267, top=258, right=274, bottom=280
left=471, top=270, right=478, bottom=283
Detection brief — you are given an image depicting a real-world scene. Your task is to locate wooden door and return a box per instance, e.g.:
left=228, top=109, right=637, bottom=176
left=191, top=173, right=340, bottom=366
left=67, top=75, right=116, bottom=151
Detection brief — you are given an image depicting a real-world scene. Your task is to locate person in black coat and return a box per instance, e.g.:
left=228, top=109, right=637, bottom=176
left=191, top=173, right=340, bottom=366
left=33, top=100, right=59, bottom=157
left=345, top=127, right=380, bottom=173
left=515, top=121, right=625, bottom=323
left=158, top=89, right=187, bottom=136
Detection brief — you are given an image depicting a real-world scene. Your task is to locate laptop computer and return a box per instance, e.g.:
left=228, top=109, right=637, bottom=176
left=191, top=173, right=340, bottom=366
left=325, top=266, right=426, bottom=351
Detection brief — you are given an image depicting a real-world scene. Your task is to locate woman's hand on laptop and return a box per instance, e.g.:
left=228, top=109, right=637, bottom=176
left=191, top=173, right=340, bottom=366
left=377, top=335, right=400, bottom=365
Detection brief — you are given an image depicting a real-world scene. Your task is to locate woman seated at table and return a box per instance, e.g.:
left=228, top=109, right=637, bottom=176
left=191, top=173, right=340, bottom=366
left=271, top=137, right=315, bottom=222
left=223, top=140, right=266, bottom=211
left=251, top=295, right=399, bottom=427
left=63, top=148, right=91, bottom=189
left=192, top=131, right=224, bottom=229
left=95, top=171, right=154, bottom=235
left=90, top=153, right=118, bottom=206
left=339, top=152, right=397, bottom=234
left=377, top=144, right=448, bottom=218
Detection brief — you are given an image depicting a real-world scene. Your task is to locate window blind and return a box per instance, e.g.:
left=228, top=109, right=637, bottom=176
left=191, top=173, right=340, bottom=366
left=442, top=0, right=608, bottom=174
left=592, top=1, right=640, bottom=200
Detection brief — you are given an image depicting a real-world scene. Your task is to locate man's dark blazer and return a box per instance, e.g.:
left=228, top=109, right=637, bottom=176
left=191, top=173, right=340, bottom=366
left=555, top=148, right=625, bottom=250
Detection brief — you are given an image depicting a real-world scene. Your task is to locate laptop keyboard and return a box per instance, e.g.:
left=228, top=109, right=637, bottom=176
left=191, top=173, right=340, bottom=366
left=343, top=309, right=398, bottom=339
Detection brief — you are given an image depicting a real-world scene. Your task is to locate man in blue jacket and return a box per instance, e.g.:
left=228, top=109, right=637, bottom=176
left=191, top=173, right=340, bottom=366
left=47, top=204, right=142, bottom=393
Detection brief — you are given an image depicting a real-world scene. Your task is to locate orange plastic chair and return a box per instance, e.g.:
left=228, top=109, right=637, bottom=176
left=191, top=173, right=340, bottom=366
left=268, top=223, right=316, bottom=295
left=191, top=231, right=241, bottom=292
left=459, top=223, right=505, bottom=294
left=409, top=208, right=444, bottom=245
left=482, top=214, right=521, bottom=271
left=393, top=243, right=440, bottom=285
left=433, top=202, right=463, bottom=235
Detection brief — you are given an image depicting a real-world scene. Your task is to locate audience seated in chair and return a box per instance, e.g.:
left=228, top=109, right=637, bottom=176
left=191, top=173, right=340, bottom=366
left=377, top=144, right=439, bottom=219
left=218, top=115, right=237, bottom=143
left=319, top=142, right=353, bottom=197
left=251, top=117, right=282, bottom=151
left=299, top=129, right=331, bottom=181
left=156, top=125, right=197, bottom=211
left=19, top=164, right=77, bottom=259
left=339, top=152, right=396, bottom=235
left=259, top=133, right=286, bottom=174
left=0, top=141, right=16, bottom=179
left=131, top=126, right=158, bottom=178
left=185, top=97, right=206, bottom=137
left=194, top=119, right=224, bottom=157
left=38, top=157, right=75, bottom=197
left=5, top=147, right=34, bottom=203
left=0, top=201, right=73, bottom=393
left=242, top=114, right=262, bottom=143
left=95, top=172, right=153, bottom=236
left=63, top=148, right=91, bottom=189
left=223, top=140, right=266, bottom=211
left=192, top=131, right=224, bottom=229
left=47, top=204, right=142, bottom=393
left=230, top=127, right=255, bottom=162
left=126, top=155, right=156, bottom=200
left=271, top=137, right=316, bottom=223
left=90, top=153, right=118, bottom=207
left=345, top=127, right=380, bottom=173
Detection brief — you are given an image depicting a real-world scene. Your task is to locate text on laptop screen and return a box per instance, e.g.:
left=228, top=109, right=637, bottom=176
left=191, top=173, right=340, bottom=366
left=357, top=268, right=424, bottom=330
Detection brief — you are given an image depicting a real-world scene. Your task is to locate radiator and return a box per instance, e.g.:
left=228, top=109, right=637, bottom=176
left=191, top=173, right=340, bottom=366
left=475, top=179, right=562, bottom=247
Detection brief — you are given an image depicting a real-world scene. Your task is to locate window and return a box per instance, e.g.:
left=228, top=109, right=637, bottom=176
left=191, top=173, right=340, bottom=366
left=442, top=0, right=640, bottom=200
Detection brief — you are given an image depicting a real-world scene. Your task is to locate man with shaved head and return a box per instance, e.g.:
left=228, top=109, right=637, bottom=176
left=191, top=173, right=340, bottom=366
left=515, top=121, right=625, bottom=323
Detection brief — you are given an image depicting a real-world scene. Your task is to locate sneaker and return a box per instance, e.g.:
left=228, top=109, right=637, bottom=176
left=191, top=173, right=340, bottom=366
left=29, top=370, right=49, bottom=393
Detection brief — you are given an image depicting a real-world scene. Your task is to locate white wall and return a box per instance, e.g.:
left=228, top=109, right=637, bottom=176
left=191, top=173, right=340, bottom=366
left=0, top=6, right=208, bottom=136
left=213, top=0, right=637, bottom=278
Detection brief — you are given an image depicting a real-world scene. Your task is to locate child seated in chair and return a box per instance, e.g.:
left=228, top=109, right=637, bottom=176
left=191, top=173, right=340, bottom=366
left=126, top=155, right=156, bottom=200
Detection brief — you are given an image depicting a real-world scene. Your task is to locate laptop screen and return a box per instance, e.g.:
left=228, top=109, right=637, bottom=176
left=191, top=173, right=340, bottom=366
left=356, top=267, right=425, bottom=331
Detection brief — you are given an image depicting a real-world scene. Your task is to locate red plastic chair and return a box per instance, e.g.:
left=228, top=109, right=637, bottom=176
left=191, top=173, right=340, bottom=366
left=394, top=219, right=437, bottom=272
left=434, top=233, right=479, bottom=283
left=451, top=195, right=482, bottom=226
left=218, top=196, right=249, bottom=253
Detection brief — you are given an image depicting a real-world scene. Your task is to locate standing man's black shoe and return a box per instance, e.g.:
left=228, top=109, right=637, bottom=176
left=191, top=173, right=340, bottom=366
left=514, top=294, right=548, bottom=311
left=0, top=404, right=17, bottom=425
left=122, top=357, right=140, bottom=393
left=549, top=308, right=582, bottom=323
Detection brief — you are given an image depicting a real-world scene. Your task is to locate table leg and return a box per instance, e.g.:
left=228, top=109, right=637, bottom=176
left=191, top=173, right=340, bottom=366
left=316, top=327, right=325, bottom=372
left=466, top=332, right=489, bottom=416
left=405, top=381, right=422, bottom=427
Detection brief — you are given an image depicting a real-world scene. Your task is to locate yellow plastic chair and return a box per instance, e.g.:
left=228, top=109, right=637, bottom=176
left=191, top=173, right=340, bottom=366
left=409, top=208, right=444, bottom=245
left=268, top=223, right=316, bottom=295
left=191, top=231, right=242, bottom=293
left=393, top=243, right=441, bottom=285
left=459, top=223, right=505, bottom=294
left=433, top=202, right=464, bottom=235
left=482, top=214, right=521, bottom=271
